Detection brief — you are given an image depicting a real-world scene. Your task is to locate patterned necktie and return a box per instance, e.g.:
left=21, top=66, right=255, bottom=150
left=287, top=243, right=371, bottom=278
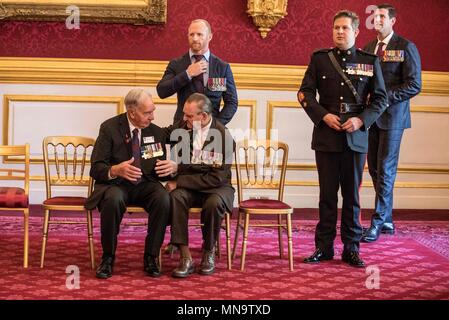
left=376, top=42, right=385, bottom=59
left=192, top=54, right=205, bottom=93
left=131, top=128, right=142, bottom=184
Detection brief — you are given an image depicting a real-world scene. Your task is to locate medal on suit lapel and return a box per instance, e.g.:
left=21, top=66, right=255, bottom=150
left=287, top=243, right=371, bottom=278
left=141, top=143, right=164, bottom=159
left=207, top=78, right=227, bottom=91
left=383, top=50, right=404, bottom=62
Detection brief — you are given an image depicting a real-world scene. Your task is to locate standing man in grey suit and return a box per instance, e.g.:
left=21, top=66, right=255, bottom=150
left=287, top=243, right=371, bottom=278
left=362, top=4, right=422, bottom=243
left=85, top=89, right=176, bottom=279
left=157, top=19, right=238, bottom=125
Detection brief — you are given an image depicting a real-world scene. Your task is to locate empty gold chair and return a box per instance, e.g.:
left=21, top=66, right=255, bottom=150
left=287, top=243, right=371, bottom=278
left=0, top=144, right=30, bottom=268
left=40, top=136, right=95, bottom=269
left=233, top=139, right=294, bottom=271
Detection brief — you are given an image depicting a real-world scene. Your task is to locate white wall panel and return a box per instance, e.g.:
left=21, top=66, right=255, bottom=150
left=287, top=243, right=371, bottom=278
left=0, top=84, right=448, bottom=208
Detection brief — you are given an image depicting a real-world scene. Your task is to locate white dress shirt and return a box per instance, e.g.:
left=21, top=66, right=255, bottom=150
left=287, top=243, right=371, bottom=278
left=375, top=31, right=394, bottom=55
left=193, top=117, right=212, bottom=151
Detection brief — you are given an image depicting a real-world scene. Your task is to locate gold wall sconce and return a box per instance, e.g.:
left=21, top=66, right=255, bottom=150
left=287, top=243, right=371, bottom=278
left=247, top=0, right=288, bottom=38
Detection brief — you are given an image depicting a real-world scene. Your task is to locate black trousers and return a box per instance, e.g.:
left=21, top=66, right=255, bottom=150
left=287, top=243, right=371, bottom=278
left=169, top=188, right=226, bottom=251
left=98, top=180, right=170, bottom=258
left=315, top=149, right=366, bottom=253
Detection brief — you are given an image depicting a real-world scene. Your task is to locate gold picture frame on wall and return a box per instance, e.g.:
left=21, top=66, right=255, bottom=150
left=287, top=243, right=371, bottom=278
left=0, top=0, right=167, bottom=25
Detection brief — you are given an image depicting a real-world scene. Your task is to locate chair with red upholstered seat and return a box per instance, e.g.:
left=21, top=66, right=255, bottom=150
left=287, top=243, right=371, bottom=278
left=40, top=136, right=95, bottom=269
left=0, top=144, right=30, bottom=268
left=233, top=139, right=294, bottom=271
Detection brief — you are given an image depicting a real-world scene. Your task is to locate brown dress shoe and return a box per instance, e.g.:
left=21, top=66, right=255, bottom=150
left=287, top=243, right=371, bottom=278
left=172, top=257, right=195, bottom=278
left=199, top=249, right=215, bottom=275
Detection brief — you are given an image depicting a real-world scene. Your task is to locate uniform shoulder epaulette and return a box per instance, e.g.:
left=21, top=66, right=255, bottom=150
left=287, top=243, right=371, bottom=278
left=356, top=48, right=377, bottom=57
left=313, top=48, right=333, bottom=54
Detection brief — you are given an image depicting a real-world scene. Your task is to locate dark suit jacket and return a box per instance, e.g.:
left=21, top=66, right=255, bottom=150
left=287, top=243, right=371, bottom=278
left=299, top=46, right=388, bottom=153
left=85, top=113, right=167, bottom=210
left=165, top=118, right=235, bottom=213
left=364, top=33, right=422, bottom=129
left=156, top=52, right=238, bottom=125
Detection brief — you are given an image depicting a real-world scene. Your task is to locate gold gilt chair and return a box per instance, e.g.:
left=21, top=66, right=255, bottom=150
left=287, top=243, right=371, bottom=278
left=233, top=140, right=294, bottom=271
left=40, top=136, right=95, bottom=269
left=0, top=144, right=30, bottom=268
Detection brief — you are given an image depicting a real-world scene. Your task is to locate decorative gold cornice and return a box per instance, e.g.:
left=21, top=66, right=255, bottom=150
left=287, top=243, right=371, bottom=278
left=0, top=0, right=167, bottom=24
left=0, top=57, right=447, bottom=95
left=247, top=0, right=288, bottom=38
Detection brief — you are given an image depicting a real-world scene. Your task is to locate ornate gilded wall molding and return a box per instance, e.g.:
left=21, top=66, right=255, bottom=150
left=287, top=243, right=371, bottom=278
left=247, top=0, right=288, bottom=38
left=0, top=0, right=167, bottom=24
left=0, top=57, right=448, bottom=96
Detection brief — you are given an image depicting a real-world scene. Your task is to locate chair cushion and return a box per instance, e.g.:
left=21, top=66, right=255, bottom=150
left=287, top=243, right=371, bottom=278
left=43, top=196, right=87, bottom=206
left=239, top=199, right=291, bottom=210
left=0, top=187, right=28, bottom=208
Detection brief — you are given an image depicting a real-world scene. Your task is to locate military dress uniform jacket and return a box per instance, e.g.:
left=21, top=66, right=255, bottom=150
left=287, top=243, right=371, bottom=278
left=299, top=46, right=388, bottom=153
left=156, top=52, right=238, bottom=125
left=85, top=113, right=167, bottom=210
left=364, top=33, right=422, bottom=129
left=164, top=118, right=235, bottom=213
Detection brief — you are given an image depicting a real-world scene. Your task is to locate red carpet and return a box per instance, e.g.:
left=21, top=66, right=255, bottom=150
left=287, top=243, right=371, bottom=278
left=1, top=215, right=448, bottom=300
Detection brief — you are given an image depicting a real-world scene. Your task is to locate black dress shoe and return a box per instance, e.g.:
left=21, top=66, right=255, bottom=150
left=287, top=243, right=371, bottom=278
left=362, top=225, right=382, bottom=243
left=362, top=226, right=368, bottom=235
left=172, top=258, right=195, bottom=278
left=342, top=251, right=365, bottom=268
left=381, top=222, right=395, bottom=234
left=304, top=248, right=334, bottom=263
left=199, top=249, right=215, bottom=275
left=96, top=256, right=114, bottom=279
left=144, top=255, right=161, bottom=277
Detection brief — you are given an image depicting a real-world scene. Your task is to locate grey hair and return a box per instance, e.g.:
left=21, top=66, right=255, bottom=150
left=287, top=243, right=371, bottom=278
left=186, top=93, right=212, bottom=114
left=124, top=88, right=151, bottom=110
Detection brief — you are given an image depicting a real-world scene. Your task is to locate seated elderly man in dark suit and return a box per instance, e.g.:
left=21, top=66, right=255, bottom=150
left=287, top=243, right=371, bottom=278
left=157, top=93, right=235, bottom=278
left=85, top=88, right=176, bottom=279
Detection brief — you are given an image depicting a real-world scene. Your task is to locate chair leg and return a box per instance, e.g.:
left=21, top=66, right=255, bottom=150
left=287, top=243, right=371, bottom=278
left=240, top=213, right=250, bottom=271
left=287, top=213, right=294, bottom=271
left=40, top=209, right=50, bottom=268
left=216, top=231, right=221, bottom=259
left=278, top=214, right=284, bottom=259
left=158, top=248, right=162, bottom=271
left=232, top=209, right=242, bottom=259
left=225, top=212, right=232, bottom=270
left=86, top=210, right=95, bottom=270
left=23, top=208, right=29, bottom=268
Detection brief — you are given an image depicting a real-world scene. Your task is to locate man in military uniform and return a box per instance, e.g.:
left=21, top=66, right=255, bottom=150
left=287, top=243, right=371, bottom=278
left=298, top=10, right=388, bottom=267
